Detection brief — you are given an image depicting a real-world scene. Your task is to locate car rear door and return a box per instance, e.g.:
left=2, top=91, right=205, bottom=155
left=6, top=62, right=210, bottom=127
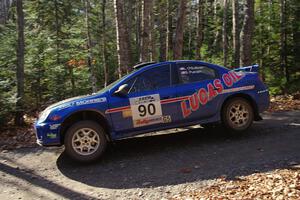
left=174, top=62, right=222, bottom=123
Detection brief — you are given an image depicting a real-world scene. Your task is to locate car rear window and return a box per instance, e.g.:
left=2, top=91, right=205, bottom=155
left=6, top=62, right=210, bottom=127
left=177, top=63, right=216, bottom=84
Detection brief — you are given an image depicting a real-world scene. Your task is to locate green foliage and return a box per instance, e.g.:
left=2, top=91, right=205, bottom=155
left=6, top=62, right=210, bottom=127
left=0, top=21, right=17, bottom=124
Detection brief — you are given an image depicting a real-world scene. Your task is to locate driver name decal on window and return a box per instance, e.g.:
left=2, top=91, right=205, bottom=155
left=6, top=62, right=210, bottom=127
left=178, top=65, right=216, bottom=83
left=129, top=94, right=163, bottom=127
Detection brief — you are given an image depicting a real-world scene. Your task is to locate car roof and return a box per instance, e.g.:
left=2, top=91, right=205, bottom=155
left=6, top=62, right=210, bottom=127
left=133, top=62, right=157, bottom=70
left=135, top=60, right=227, bottom=71
left=134, top=60, right=201, bottom=68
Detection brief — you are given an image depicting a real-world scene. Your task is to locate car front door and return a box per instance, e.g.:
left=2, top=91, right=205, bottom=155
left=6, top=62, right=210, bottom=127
left=107, top=64, right=180, bottom=138
left=175, top=62, right=223, bottom=123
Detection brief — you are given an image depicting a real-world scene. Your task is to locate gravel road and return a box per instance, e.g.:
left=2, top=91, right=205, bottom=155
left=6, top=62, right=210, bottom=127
left=0, top=111, right=300, bottom=200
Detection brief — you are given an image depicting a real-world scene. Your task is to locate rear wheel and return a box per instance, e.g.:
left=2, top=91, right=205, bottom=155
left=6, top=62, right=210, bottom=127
left=64, top=120, right=107, bottom=162
left=222, top=97, right=254, bottom=132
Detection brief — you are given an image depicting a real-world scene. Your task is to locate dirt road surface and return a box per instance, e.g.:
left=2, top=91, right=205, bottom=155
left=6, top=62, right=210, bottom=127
left=0, top=111, right=300, bottom=199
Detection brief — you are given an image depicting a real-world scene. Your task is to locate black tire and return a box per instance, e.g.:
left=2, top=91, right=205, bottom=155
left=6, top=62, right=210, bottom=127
left=64, top=120, right=107, bottom=162
left=221, top=97, right=254, bottom=132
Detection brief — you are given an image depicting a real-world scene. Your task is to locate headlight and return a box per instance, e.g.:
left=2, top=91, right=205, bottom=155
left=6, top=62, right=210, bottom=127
left=38, top=109, right=51, bottom=122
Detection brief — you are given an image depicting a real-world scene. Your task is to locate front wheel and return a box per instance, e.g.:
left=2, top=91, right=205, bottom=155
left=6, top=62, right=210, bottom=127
left=222, top=97, right=254, bottom=132
left=64, top=120, right=107, bottom=162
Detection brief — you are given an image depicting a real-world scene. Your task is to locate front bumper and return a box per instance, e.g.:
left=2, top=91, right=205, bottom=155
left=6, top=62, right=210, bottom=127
left=34, top=121, right=62, bottom=146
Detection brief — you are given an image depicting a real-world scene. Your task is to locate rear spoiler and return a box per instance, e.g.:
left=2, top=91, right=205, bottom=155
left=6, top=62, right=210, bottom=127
left=233, top=64, right=259, bottom=73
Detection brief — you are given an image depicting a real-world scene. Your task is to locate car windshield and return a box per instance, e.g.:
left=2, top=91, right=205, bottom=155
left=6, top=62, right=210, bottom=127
left=97, top=72, right=132, bottom=93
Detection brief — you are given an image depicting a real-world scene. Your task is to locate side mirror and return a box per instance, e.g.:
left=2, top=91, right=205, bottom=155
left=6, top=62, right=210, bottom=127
left=114, top=84, right=129, bottom=96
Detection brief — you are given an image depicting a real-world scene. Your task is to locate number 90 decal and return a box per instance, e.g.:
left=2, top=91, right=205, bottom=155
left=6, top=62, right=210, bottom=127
left=130, top=94, right=163, bottom=127
left=138, top=103, right=156, bottom=117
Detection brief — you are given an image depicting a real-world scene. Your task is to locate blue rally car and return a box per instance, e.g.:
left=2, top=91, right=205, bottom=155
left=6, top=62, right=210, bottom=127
left=35, top=61, right=269, bottom=162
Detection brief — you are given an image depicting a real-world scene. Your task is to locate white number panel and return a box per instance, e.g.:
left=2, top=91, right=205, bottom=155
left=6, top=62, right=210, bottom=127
left=129, top=94, right=163, bottom=127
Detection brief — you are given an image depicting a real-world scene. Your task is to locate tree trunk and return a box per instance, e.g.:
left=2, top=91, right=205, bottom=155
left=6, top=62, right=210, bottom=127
left=0, top=0, right=5, bottom=24
left=258, top=0, right=265, bottom=81
left=150, top=8, right=156, bottom=61
left=173, top=0, right=187, bottom=60
left=101, top=0, right=108, bottom=87
left=54, top=0, right=60, bottom=65
left=222, top=0, right=229, bottom=67
left=36, top=46, right=44, bottom=109
left=141, top=0, right=153, bottom=62
left=212, top=0, right=221, bottom=52
left=158, top=0, right=168, bottom=61
left=126, top=0, right=133, bottom=65
left=136, top=0, right=142, bottom=62
left=196, top=0, right=204, bottom=60
left=114, top=0, right=132, bottom=77
left=85, top=0, right=97, bottom=92
left=232, top=0, right=240, bottom=67
left=267, top=0, right=273, bottom=56
left=205, top=0, right=214, bottom=60
left=167, top=0, right=174, bottom=59
left=0, top=0, right=11, bottom=24
left=280, top=0, right=289, bottom=85
left=15, top=0, right=25, bottom=126
left=240, top=0, right=254, bottom=66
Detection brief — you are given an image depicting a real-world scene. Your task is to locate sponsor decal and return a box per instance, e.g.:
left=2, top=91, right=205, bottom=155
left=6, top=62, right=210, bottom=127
left=257, top=89, right=268, bottom=94
left=75, top=97, right=107, bottom=106
left=57, top=103, right=73, bottom=110
left=49, top=123, right=60, bottom=130
left=135, top=116, right=162, bottom=126
left=130, top=94, right=163, bottom=127
left=180, top=71, right=248, bottom=118
left=222, top=85, right=255, bottom=94
left=46, top=133, right=57, bottom=139
left=57, top=97, right=107, bottom=110
left=122, top=109, right=132, bottom=118
left=162, top=115, right=172, bottom=123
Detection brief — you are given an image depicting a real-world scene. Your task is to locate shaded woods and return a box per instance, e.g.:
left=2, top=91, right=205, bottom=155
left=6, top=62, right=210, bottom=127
left=0, top=0, right=299, bottom=126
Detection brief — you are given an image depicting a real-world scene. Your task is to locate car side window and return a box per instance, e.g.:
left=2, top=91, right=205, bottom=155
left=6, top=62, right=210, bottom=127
left=177, top=63, right=216, bottom=84
left=126, top=65, right=171, bottom=93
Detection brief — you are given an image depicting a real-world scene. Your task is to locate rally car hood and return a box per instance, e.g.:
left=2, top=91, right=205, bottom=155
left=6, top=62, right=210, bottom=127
left=37, top=92, right=108, bottom=123
left=45, top=95, right=86, bottom=110
left=45, top=93, right=106, bottom=111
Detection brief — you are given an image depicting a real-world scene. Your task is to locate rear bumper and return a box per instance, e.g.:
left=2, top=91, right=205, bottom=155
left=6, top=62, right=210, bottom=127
left=257, top=88, right=270, bottom=113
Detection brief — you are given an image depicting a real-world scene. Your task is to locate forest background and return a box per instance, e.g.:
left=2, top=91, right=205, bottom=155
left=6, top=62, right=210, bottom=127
left=0, top=0, right=299, bottom=126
